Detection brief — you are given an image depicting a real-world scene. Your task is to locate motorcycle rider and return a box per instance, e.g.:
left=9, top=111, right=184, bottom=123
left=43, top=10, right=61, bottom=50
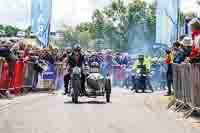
left=132, top=55, right=153, bottom=92
left=64, top=44, right=87, bottom=95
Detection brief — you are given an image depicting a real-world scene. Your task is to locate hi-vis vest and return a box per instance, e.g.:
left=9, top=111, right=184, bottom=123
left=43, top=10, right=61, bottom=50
left=133, top=60, right=150, bottom=72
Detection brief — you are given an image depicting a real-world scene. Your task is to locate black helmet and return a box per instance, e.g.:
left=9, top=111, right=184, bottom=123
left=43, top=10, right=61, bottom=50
left=138, top=55, right=144, bottom=60
left=74, top=44, right=81, bottom=51
left=91, top=62, right=99, bottom=67
left=66, top=47, right=72, bottom=53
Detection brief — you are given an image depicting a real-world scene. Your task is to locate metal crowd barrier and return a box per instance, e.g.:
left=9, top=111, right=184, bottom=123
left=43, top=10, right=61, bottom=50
left=0, top=58, right=16, bottom=98
left=36, top=63, right=66, bottom=91
left=23, top=62, right=65, bottom=92
left=0, top=60, right=66, bottom=98
left=191, top=64, right=200, bottom=107
left=112, top=65, right=126, bottom=87
left=173, top=64, right=200, bottom=110
left=23, top=62, right=35, bottom=89
left=0, top=58, right=10, bottom=91
left=55, top=63, right=65, bottom=90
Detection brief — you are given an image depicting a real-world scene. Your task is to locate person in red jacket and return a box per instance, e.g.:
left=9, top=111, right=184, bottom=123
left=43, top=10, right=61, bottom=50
left=190, top=36, right=200, bottom=63
left=164, top=49, right=173, bottom=96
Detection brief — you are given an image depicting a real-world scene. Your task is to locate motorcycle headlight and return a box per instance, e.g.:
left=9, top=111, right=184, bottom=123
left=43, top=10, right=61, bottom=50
left=136, top=70, right=140, bottom=73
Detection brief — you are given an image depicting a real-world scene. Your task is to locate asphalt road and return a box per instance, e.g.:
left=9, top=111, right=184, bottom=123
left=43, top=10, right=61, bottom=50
left=0, top=89, right=199, bottom=133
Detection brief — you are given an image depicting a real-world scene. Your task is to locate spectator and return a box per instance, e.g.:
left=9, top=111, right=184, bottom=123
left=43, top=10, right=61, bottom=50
left=173, top=37, right=193, bottom=64
left=164, top=49, right=173, bottom=96
left=115, top=53, right=122, bottom=64
left=173, top=41, right=185, bottom=64
left=190, top=36, right=200, bottom=63
left=181, top=37, right=193, bottom=60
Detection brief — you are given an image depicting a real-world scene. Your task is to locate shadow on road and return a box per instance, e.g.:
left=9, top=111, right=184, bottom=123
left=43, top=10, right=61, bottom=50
left=64, top=101, right=107, bottom=104
left=134, top=91, right=154, bottom=94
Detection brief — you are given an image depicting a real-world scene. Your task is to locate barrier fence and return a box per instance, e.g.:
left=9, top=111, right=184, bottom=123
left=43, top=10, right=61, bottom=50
left=0, top=59, right=66, bottom=98
left=173, top=64, right=200, bottom=110
left=1, top=59, right=129, bottom=97
left=112, top=65, right=126, bottom=87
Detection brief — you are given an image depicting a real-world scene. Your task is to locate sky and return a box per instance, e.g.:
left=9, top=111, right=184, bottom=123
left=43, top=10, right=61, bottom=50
left=0, top=0, right=199, bottom=30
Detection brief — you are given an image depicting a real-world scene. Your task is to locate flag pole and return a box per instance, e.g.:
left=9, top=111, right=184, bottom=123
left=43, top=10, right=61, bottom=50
left=47, top=0, right=53, bottom=48
left=176, top=0, right=180, bottom=40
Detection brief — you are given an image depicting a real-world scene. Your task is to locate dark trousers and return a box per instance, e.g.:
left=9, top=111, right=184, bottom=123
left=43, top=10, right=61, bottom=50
left=167, top=79, right=173, bottom=94
left=166, top=64, right=173, bottom=95
left=33, top=71, right=39, bottom=89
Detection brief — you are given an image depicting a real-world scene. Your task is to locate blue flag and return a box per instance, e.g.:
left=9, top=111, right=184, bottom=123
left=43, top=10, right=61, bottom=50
left=31, top=0, right=52, bottom=48
left=156, top=0, right=181, bottom=45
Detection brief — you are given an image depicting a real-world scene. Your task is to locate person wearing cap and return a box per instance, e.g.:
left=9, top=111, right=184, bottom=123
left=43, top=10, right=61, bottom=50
left=181, top=37, right=193, bottom=59
left=173, top=37, right=193, bottom=64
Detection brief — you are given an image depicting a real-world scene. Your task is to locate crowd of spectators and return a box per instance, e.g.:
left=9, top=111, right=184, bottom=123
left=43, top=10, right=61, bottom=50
left=168, top=35, right=200, bottom=64
left=164, top=35, right=200, bottom=95
left=0, top=39, right=167, bottom=97
left=0, top=40, right=132, bottom=88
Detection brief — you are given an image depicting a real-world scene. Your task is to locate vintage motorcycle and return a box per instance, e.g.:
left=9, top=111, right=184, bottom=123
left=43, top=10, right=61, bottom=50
left=69, top=62, right=111, bottom=103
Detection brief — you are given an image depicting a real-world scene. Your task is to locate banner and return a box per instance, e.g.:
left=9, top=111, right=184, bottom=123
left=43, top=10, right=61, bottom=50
left=31, top=0, right=52, bottom=48
left=43, top=64, right=56, bottom=80
left=156, top=0, right=180, bottom=45
left=37, top=64, right=56, bottom=89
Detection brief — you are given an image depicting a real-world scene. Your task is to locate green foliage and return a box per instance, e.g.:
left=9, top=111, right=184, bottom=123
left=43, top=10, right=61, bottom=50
left=0, top=25, right=21, bottom=37
left=79, top=31, right=91, bottom=49
left=0, top=25, right=3, bottom=30
left=63, top=0, right=156, bottom=51
left=179, top=13, right=185, bottom=27
left=25, top=26, right=32, bottom=37
left=5, top=25, right=20, bottom=37
left=128, top=0, right=156, bottom=42
left=76, top=22, right=96, bottom=39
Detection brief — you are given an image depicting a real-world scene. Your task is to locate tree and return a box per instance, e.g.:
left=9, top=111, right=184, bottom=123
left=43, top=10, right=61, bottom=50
left=0, top=25, right=5, bottom=36
left=62, top=0, right=156, bottom=51
left=63, top=25, right=80, bottom=46
left=92, top=9, right=105, bottom=40
left=0, top=25, right=4, bottom=30
left=79, top=31, right=91, bottom=49
left=91, top=0, right=129, bottom=51
left=25, top=26, right=32, bottom=37
left=128, top=0, right=156, bottom=49
left=4, top=25, right=20, bottom=37
left=76, top=22, right=96, bottom=39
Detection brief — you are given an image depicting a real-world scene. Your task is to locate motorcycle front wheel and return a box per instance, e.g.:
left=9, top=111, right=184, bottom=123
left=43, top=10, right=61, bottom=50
left=71, top=79, right=81, bottom=104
